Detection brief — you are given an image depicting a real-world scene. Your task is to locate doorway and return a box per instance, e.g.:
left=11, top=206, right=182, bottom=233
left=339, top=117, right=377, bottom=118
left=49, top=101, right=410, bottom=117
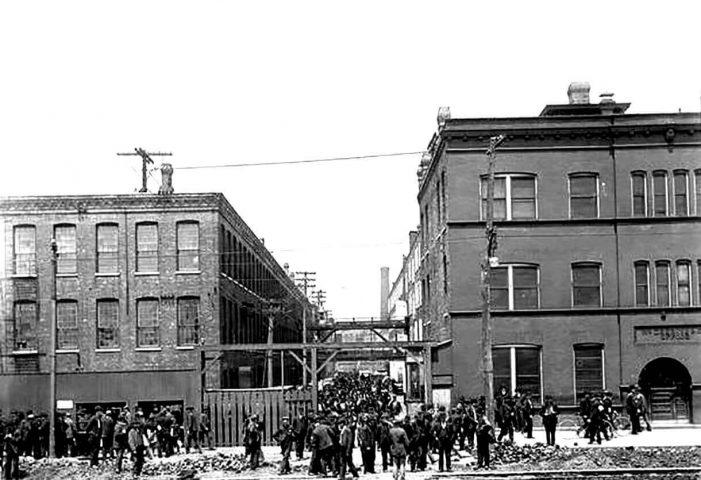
left=638, top=357, right=692, bottom=423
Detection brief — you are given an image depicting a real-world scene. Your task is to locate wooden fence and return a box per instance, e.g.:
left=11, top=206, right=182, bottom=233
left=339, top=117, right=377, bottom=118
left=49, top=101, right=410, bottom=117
left=203, top=387, right=312, bottom=447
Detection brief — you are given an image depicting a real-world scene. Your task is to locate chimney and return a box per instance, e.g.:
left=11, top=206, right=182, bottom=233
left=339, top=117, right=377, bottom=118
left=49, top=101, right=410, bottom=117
left=380, top=267, right=390, bottom=320
left=409, top=230, right=418, bottom=246
left=158, top=163, right=174, bottom=195
left=567, top=82, right=591, bottom=105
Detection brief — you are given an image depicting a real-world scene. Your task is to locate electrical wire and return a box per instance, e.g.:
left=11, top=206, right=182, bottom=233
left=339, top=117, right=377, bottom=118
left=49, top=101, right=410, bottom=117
left=174, top=151, right=425, bottom=170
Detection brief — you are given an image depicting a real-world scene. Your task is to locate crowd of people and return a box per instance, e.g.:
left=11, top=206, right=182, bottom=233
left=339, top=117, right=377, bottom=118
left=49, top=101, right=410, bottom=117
left=0, top=404, right=214, bottom=479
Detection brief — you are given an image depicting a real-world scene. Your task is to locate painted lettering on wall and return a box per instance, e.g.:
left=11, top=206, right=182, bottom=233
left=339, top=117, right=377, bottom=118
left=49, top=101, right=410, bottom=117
left=634, top=325, right=701, bottom=344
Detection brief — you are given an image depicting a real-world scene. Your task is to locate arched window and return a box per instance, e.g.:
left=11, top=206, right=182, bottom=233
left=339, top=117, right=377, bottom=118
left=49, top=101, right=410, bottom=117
left=631, top=171, right=647, bottom=217
left=573, top=343, right=604, bottom=402
left=54, top=224, right=77, bottom=274
left=176, top=221, right=200, bottom=271
left=490, top=263, right=539, bottom=310
left=673, top=170, right=689, bottom=216
left=572, top=262, right=602, bottom=307
left=480, top=173, right=537, bottom=220
left=652, top=170, right=668, bottom=216
left=655, top=261, right=671, bottom=307
left=569, top=173, right=599, bottom=218
left=676, top=260, right=691, bottom=306
left=634, top=261, right=650, bottom=307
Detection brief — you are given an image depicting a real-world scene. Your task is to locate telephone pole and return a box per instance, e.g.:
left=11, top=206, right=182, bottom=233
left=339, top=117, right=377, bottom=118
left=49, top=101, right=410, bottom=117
left=294, top=271, right=316, bottom=386
left=49, top=239, right=58, bottom=457
left=117, top=147, right=172, bottom=192
left=481, top=134, right=505, bottom=426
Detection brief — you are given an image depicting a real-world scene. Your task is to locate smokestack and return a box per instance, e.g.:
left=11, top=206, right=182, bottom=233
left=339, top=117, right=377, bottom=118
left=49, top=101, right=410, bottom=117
left=567, top=82, right=591, bottom=105
left=380, top=267, right=390, bottom=320
left=158, top=163, right=174, bottom=195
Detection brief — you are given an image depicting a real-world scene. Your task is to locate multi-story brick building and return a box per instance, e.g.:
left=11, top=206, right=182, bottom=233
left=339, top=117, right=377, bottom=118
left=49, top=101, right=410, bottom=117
left=0, top=190, right=310, bottom=414
left=417, top=84, right=701, bottom=423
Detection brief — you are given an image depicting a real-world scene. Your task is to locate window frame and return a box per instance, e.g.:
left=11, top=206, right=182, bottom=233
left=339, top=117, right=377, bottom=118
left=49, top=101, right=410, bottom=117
left=136, top=222, right=159, bottom=273
left=492, top=344, right=543, bottom=403
left=490, top=263, right=540, bottom=310
left=480, top=173, right=538, bottom=221
left=568, top=172, right=600, bottom=219
left=13, top=225, right=37, bottom=276
left=633, top=260, right=650, bottom=307
left=655, top=260, right=671, bottom=307
left=631, top=171, right=648, bottom=217
left=694, top=169, right=701, bottom=216
left=136, top=298, right=160, bottom=347
left=652, top=170, right=669, bottom=217
left=675, top=260, right=692, bottom=307
left=13, top=301, right=38, bottom=352
left=571, top=262, right=603, bottom=308
left=176, top=221, right=200, bottom=272
left=573, top=343, right=605, bottom=403
left=54, top=224, right=77, bottom=275
left=673, top=170, right=689, bottom=217
left=96, top=299, right=120, bottom=349
left=96, top=223, right=119, bottom=274
left=177, top=297, right=200, bottom=346
left=57, top=300, right=79, bottom=350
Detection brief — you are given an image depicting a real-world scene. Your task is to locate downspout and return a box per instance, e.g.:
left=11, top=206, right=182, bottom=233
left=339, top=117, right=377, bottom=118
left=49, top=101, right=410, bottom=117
left=609, top=118, right=624, bottom=397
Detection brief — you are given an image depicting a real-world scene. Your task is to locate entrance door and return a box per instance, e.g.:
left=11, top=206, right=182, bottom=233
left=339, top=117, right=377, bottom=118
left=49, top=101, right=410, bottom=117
left=638, top=357, right=692, bottom=423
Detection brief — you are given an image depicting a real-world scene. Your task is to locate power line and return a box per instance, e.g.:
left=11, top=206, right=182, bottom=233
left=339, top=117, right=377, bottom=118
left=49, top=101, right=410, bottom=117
left=174, top=151, right=424, bottom=170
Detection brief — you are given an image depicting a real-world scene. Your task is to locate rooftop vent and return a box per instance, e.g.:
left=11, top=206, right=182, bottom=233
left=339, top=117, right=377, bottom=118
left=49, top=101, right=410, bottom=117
left=567, top=82, right=591, bottom=104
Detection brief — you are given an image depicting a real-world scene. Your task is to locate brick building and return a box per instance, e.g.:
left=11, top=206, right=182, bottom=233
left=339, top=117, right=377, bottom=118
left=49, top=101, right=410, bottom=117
left=417, top=84, right=701, bottom=423
left=0, top=191, right=310, bottom=414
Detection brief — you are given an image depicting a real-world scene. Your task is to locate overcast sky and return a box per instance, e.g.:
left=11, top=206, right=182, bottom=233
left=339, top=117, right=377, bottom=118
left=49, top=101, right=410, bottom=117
left=1, top=1, right=700, bottom=320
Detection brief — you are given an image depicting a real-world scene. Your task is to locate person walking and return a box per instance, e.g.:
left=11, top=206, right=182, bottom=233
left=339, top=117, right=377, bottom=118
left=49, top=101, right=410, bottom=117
left=377, top=414, right=392, bottom=472
left=389, top=418, right=409, bottom=480
left=337, top=417, right=359, bottom=480
left=273, top=417, right=295, bottom=475
left=540, top=396, right=559, bottom=446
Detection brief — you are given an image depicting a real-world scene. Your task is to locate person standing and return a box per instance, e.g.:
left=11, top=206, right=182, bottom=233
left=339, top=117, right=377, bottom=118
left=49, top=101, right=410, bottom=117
left=127, top=412, right=146, bottom=476
left=377, top=414, right=392, bottom=473
left=338, top=417, right=359, bottom=480
left=521, top=394, right=534, bottom=439
left=432, top=409, right=455, bottom=473
left=388, top=418, right=409, bottom=480
left=356, top=414, right=376, bottom=474
left=463, top=399, right=478, bottom=451
left=245, top=414, right=263, bottom=469
left=184, top=406, right=201, bottom=454
left=3, top=428, right=20, bottom=480
left=63, top=414, right=75, bottom=457
left=273, top=417, right=295, bottom=475
left=539, top=396, right=559, bottom=446
left=86, top=406, right=104, bottom=467
left=292, top=412, right=308, bottom=460
left=497, top=398, right=515, bottom=443
left=101, top=410, right=115, bottom=459
left=113, top=413, right=129, bottom=474
left=475, top=415, right=495, bottom=470
left=625, top=385, right=641, bottom=434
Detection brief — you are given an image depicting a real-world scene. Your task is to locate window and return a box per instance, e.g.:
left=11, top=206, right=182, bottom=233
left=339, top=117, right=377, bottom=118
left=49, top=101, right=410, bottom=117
left=96, top=224, right=119, bottom=273
left=57, top=300, right=78, bottom=350
left=436, top=178, right=442, bottom=224
left=481, top=174, right=536, bottom=220
left=490, top=264, right=539, bottom=310
left=177, top=297, right=199, bottom=346
left=695, top=170, right=701, bottom=216
left=136, top=298, right=159, bottom=347
left=96, top=299, right=119, bottom=349
left=177, top=222, right=199, bottom=271
left=136, top=223, right=158, bottom=273
left=569, top=173, right=599, bottom=218
left=653, top=171, right=668, bottom=216
left=54, top=225, right=77, bottom=274
left=631, top=172, right=647, bottom=217
left=673, top=170, right=689, bottom=216
left=493, top=345, right=541, bottom=403
left=572, top=263, right=602, bottom=307
left=676, top=261, right=691, bottom=306
left=574, top=344, right=604, bottom=403
left=13, top=225, right=36, bottom=276
left=442, top=253, right=448, bottom=295
left=634, top=261, right=650, bottom=307
left=655, top=261, right=670, bottom=307
left=14, top=302, right=37, bottom=351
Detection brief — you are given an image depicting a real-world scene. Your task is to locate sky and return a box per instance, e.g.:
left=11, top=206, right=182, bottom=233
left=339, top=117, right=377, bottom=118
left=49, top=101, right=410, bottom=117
left=1, top=1, right=700, bottom=320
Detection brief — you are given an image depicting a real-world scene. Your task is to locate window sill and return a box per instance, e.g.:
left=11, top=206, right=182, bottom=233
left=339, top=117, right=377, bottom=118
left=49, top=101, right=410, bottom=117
left=95, top=273, right=120, bottom=277
left=11, top=350, right=38, bottom=355
left=175, top=345, right=195, bottom=350
left=135, top=272, right=159, bottom=276
left=57, top=273, right=78, bottom=278
left=57, top=349, right=79, bottom=354
left=95, top=348, right=121, bottom=353
left=176, top=271, right=201, bottom=275
left=11, top=274, right=37, bottom=279
left=135, top=347, right=162, bottom=352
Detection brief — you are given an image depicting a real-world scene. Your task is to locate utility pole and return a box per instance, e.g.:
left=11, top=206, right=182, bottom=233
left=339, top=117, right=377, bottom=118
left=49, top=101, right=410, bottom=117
left=311, top=289, right=326, bottom=311
left=263, top=301, right=282, bottom=388
left=49, top=239, right=58, bottom=458
left=117, top=147, right=172, bottom=192
left=481, top=134, right=505, bottom=426
left=295, top=271, right=316, bottom=386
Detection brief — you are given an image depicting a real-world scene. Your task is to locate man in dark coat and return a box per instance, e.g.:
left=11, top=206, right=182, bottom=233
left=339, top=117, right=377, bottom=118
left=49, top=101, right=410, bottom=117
left=86, top=406, right=104, bottom=467
left=101, top=410, right=115, bottom=459
left=273, top=417, right=295, bottom=475
left=184, top=406, right=201, bottom=454
left=521, top=394, right=534, bottom=439
left=3, top=428, right=20, bottom=480
left=292, top=413, right=308, bottom=460
left=432, top=409, right=455, bottom=472
left=462, top=399, right=478, bottom=451
left=338, top=417, right=359, bottom=480
left=389, top=418, right=409, bottom=480
left=475, top=415, right=495, bottom=469
left=377, top=414, right=392, bottom=472
left=497, top=398, right=515, bottom=443
left=309, top=417, right=335, bottom=476
left=356, top=414, right=376, bottom=474
left=127, top=413, right=146, bottom=476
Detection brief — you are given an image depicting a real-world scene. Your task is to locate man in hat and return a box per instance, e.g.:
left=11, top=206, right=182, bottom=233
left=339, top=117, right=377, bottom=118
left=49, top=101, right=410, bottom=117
left=86, top=406, right=104, bottom=467
left=356, top=414, right=376, bottom=474
left=273, top=417, right=294, bottom=475
left=377, top=413, right=392, bottom=472
left=338, top=417, right=359, bottom=480
left=475, top=414, right=495, bottom=470
left=101, top=409, right=115, bottom=460
left=389, top=418, right=409, bottom=480
left=292, top=412, right=308, bottom=460
left=127, top=412, right=146, bottom=476
left=184, top=406, right=201, bottom=454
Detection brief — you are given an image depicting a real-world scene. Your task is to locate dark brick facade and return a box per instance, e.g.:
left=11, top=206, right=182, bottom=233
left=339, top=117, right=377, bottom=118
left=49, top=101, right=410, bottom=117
left=418, top=100, right=701, bottom=423
left=0, top=193, right=309, bottom=412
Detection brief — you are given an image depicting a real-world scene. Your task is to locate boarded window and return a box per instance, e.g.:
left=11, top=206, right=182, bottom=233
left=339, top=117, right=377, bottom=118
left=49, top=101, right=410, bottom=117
left=96, top=224, right=119, bottom=273
left=14, top=302, right=37, bottom=351
left=55, top=225, right=77, bottom=274
left=14, top=226, right=36, bottom=276
left=136, top=223, right=158, bottom=272
left=634, top=261, right=649, bottom=307
left=177, top=222, right=199, bottom=271
left=574, top=345, right=603, bottom=402
left=569, top=174, right=598, bottom=218
left=97, top=299, right=119, bottom=349
left=631, top=172, right=646, bottom=216
left=655, top=261, right=670, bottom=307
left=57, top=300, right=78, bottom=350
left=178, top=297, right=199, bottom=346
left=572, top=263, right=602, bottom=307
left=137, top=299, right=159, bottom=347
